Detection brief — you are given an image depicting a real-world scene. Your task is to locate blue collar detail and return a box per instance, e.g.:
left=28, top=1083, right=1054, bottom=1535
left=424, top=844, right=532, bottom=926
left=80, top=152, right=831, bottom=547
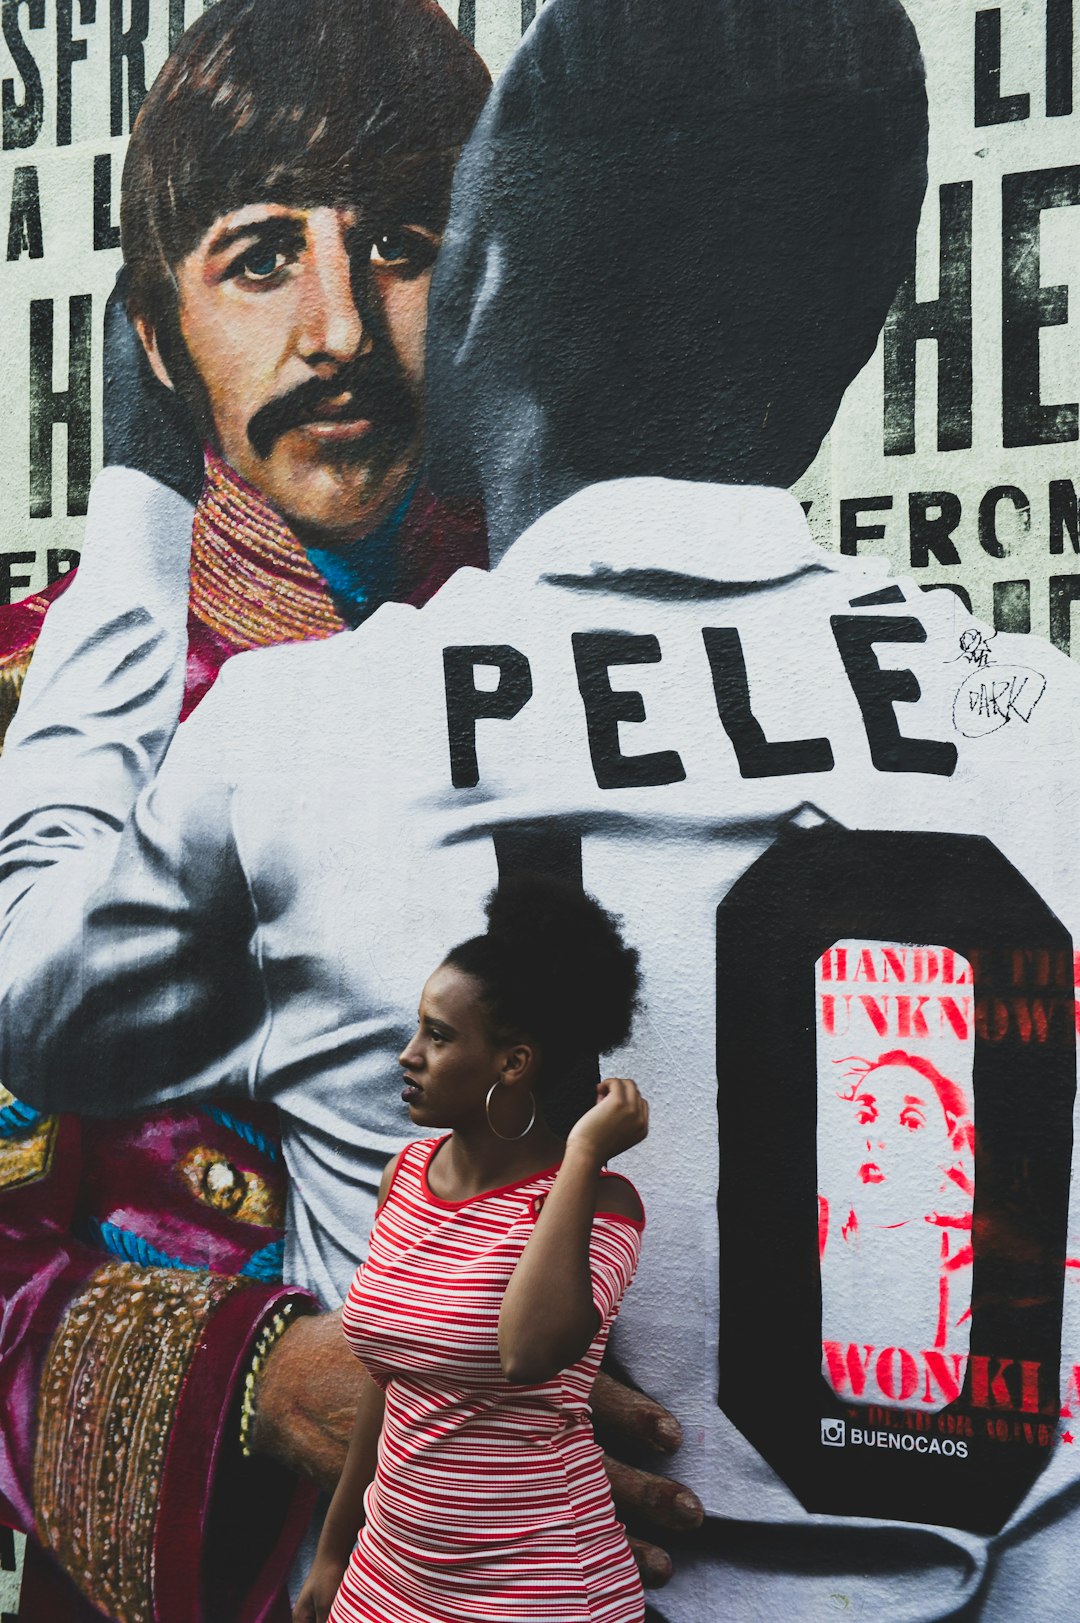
left=303, top=479, right=419, bottom=628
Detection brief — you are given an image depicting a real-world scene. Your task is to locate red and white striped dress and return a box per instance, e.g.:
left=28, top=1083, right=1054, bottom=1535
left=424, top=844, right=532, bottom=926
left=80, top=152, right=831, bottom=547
left=329, top=1136, right=645, bottom=1623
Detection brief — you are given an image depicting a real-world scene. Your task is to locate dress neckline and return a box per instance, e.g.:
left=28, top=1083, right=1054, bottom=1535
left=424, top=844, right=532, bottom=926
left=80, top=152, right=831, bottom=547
left=420, top=1136, right=562, bottom=1210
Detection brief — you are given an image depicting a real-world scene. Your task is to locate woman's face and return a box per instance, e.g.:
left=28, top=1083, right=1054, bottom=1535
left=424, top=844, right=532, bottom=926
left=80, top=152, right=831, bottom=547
left=397, top=963, right=505, bottom=1128
left=845, top=1063, right=955, bottom=1224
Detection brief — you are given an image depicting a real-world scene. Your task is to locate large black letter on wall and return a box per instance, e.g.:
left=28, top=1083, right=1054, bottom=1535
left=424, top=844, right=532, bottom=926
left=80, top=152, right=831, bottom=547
left=110, top=0, right=149, bottom=135
left=908, top=491, right=962, bottom=567
left=703, top=627, right=833, bottom=778
left=1050, top=480, right=1079, bottom=555
left=832, top=615, right=957, bottom=776
left=884, top=183, right=973, bottom=456
left=1047, top=0, right=1074, bottom=117
left=56, top=0, right=95, bottom=148
left=978, top=486, right=1029, bottom=558
left=2, top=0, right=44, bottom=151
left=1050, top=576, right=1080, bottom=656
left=975, top=9, right=1030, bottom=125
left=444, top=645, right=532, bottom=789
left=839, top=497, right=893, bottom=557
left=6, top=163, right=41, bottom=259
left=572, top=631, right=685, bottom=790
left=0, top=554, right=34, bottom=605
left=1002, top=166, right=1080, bottom=448
left=93, top=153, right=120, bottom=250
left=29, top=296, right=91, bottom=519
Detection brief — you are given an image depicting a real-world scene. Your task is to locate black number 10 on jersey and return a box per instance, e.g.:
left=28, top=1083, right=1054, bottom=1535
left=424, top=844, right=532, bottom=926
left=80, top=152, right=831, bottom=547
left=716, top=827, right=1076, bottom=1536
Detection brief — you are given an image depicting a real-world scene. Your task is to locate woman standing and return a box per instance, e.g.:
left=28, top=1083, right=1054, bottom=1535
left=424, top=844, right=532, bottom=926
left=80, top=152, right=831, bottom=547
left=295, top=874, right=647, bottom=1623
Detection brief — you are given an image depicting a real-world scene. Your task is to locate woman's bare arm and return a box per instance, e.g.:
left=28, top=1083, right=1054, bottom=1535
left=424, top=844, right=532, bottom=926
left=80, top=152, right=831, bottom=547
left=498, top=1078, right=646, bottom=1385
left=292, top=1152, right=401, bottom=1623
left=292, top=1370, right=386, bottom=1622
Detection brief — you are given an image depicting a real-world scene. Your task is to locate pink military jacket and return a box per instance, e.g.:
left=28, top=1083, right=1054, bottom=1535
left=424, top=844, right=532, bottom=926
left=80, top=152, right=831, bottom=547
left=0, top=452, right=486, bottom=1623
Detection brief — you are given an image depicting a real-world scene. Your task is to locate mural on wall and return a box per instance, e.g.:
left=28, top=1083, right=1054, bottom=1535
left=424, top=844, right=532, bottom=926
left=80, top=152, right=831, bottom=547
left=0, top=1, right=1079, bottom=1621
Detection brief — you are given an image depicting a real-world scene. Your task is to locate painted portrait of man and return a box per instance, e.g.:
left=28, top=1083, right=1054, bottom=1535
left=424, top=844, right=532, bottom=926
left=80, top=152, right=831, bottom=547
left=0, top=3, right=491, bottom=1618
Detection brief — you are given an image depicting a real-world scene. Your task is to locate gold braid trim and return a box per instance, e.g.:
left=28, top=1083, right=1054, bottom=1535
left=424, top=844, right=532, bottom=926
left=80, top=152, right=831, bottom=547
left=190, top=449, right=346, bottom=649
left=238, top=1300, right=298, bottom=1457
left=34, top=1262, right=244, bottom=1623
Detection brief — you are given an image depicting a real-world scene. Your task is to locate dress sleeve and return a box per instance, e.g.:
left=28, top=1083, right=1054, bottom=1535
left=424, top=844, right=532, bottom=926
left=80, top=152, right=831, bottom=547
left=589, top=1212, right=643, bottom=1324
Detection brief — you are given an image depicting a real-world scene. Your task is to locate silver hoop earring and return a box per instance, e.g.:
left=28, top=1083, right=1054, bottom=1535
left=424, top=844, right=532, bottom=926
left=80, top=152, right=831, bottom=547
left=485, top=1081, right=536, bottom=1142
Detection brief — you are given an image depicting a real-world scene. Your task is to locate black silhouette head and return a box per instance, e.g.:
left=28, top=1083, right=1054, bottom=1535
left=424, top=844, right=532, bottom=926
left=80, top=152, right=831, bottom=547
left=427, top=0, right=927, bottom=538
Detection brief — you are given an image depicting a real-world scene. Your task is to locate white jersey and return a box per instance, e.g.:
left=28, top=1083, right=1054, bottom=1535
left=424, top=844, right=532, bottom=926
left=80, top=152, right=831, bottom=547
left=2, top=469, right=1080, bottom=1620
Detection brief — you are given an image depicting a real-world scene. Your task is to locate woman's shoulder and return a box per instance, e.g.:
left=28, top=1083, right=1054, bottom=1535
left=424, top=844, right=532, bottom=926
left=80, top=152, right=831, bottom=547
left=594, top=1170, right=644, bottom=1226
left=375, top=1139, right=431, bottom=1209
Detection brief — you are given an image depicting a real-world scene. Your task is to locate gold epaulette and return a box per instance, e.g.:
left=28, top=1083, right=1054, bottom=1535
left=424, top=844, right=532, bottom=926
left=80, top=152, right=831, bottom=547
left=0, top=1084, right=56, bottom=1188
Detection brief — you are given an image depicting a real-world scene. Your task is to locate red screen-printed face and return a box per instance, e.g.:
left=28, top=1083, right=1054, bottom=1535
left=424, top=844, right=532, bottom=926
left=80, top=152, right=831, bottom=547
left=816, top=941, right=975, bottom=1411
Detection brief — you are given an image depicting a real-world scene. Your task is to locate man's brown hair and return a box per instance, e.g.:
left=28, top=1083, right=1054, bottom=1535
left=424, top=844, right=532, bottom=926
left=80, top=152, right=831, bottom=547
left=122, top=0, right=490, bottom=356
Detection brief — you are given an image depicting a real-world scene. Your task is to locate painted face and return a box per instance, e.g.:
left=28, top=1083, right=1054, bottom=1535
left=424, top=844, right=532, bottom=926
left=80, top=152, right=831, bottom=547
left=398, top=963, right=504, bottom=1128
left=168, top=201, right=437, bottom=544
left=845, top=1063, right=956, bottom=1225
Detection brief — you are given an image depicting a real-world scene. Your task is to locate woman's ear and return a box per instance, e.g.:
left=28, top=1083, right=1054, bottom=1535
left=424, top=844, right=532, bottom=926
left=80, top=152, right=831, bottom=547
left=499, top=1041, right=538, bottom=1088
left=134, top=314, right=177, bottom=393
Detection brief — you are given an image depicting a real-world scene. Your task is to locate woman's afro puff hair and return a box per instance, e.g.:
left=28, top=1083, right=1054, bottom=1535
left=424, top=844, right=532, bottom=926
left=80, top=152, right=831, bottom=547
left=446, top=872, right=641, bottom=1066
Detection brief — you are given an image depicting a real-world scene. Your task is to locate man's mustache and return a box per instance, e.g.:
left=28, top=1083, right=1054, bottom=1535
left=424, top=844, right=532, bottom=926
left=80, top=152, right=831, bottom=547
left=246, top=358, right=419, bottom=460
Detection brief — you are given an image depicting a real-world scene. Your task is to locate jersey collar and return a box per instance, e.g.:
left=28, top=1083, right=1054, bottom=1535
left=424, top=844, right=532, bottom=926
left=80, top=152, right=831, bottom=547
left=494, top=477, right=836, bottom=591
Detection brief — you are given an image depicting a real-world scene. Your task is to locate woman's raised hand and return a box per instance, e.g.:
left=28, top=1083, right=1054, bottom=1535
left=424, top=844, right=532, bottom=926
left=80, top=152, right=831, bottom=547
left=565, top=1076, right=649, bottom=1165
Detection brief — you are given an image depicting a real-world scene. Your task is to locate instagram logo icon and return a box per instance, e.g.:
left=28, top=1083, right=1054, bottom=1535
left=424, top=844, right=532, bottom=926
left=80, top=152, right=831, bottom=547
left=820, top=1418, right=846, bottom=1448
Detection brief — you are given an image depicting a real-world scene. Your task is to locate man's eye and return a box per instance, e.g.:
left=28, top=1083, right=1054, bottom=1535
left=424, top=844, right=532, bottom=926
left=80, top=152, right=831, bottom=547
left=239, top=247, right=287, bottom=281
left=900, top=1111, right=925, bottom=1131
left=369, top=229, right=438, bottom=275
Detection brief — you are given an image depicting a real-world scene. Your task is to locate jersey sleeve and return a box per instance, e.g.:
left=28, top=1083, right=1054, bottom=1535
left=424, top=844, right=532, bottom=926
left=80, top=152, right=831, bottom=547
left=0, top=467, right=262, bottom=1117
left=589, top=1210, right=643, bottom=1324
left=0, top=647, right=264, bottom=1118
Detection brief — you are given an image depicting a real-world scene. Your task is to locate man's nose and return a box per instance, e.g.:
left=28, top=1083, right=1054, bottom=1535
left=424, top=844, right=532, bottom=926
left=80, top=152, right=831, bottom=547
left=299, top=212, right=370, bottom=369
left=399, top=1034, right=420, bottom=1068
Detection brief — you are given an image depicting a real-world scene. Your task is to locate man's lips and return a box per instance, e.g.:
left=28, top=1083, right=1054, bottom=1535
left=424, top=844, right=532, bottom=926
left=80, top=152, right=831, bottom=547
left=296, top=415, right=375, bottom=443
left=859, top=1162, right=885, bottom=1184
left=401, top=1079, right=423, bottom=1105
left=290, top=397, right=374, bottom=442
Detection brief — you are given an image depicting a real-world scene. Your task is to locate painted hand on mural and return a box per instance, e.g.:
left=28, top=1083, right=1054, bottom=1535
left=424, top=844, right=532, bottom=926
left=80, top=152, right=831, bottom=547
left=593, top=1372, right=705, bottom=1586
left=251, top=1312, right=700, bottom=1587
